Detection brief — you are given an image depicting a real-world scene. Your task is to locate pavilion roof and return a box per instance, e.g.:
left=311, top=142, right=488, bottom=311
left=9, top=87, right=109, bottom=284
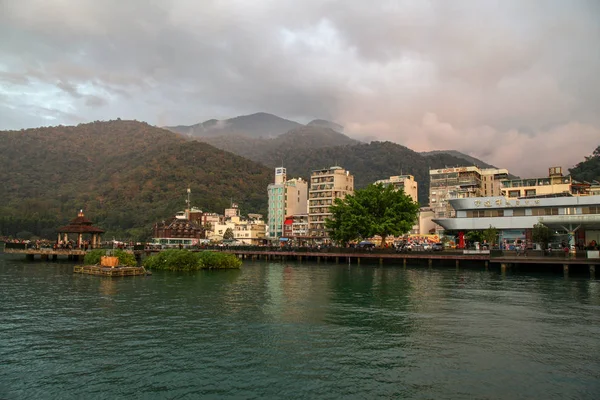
left=57, top=210, right=105, bottom=234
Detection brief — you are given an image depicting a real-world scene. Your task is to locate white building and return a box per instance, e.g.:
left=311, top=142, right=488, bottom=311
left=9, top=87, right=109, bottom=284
left=267, top=167, right=308, bottom=239
left=308, top=166, right=354, bottom=240
left=433, top=195, right=600, bottom=248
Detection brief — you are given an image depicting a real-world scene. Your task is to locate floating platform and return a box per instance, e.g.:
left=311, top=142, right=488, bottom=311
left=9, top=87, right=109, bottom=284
left=74, top=265, right=151, bottom=277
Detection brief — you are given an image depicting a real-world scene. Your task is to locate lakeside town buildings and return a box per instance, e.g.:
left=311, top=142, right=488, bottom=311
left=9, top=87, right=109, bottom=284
left=151, top=160, right=599, bottom=250
left=153, top=202, right=267, bottom=246
left=267, top=167, right=308, bottom=240
left=433, top=166, right=600, bottom=249
left=308, top=166, right=354, bottom=241
left=429, top=166, right=510, bottom=233
left=374, top=175, right=418, bottom=203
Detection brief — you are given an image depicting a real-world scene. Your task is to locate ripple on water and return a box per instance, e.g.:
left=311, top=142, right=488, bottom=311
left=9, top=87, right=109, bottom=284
left=1, top=257, right=599, bottom=399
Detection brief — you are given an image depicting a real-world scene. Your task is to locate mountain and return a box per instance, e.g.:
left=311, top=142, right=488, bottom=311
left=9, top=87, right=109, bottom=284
left=0, top=120, right=272, bottom=240
left=569, top=145, right=600, bottom=183
left=199, top=126, right=360, bottom=163
left=420, top=150, right=497, bottom=169
left=165, top=112, right=302, bottom=138
left=241, top=141, right=489, bottom=205
left=307, top=119, right=344, bottom=132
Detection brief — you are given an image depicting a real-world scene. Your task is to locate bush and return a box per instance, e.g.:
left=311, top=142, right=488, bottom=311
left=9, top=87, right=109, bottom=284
left=84, top=249, right=106, bottom=265
left=16, top=231, right=34, bottom=240
left=113, top=249, right=138, bottom=267
left=144, top=249, right=241, bottom=271
left=198, top=251, right=242, bottom=269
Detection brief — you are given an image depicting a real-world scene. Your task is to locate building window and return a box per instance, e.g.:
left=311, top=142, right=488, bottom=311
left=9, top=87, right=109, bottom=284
left=513, top=209, right=526, bottom=216
left=525, top=189, right=536, bottom=197
left=467, top=210, right=504, bottom=218
left=508, top=190, right=520, bottom=198
left=582, top=206, right=599, bottom=214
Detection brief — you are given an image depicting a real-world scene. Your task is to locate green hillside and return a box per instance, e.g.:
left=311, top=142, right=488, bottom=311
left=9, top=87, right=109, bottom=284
left=570, top=145, right=600, bottom=183
left=199, top=126, right=360, bottom=162
left=0, top=120, right=272, bottom=240
left=257, top=141, right=484, bottom=204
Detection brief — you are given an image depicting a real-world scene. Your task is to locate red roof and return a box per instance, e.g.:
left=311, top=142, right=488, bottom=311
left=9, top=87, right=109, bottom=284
left=56, top=210, right=105, bottom=234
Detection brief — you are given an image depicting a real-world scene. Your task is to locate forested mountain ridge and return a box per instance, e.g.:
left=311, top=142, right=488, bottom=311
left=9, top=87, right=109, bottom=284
left=569, top=145, right=600, bottom=183
left=251, top=141, right=491, bottom=204
left=199, top=126, right=360, bottom=163
left=0, top=120, right=272, bottom=239
left=165, top=112, right=303, bottom=138
left=420, top=150, right=497, bottom=169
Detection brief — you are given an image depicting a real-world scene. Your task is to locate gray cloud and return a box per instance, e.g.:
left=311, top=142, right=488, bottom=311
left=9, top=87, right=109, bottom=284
left=1, top=0, right=599, bottom=176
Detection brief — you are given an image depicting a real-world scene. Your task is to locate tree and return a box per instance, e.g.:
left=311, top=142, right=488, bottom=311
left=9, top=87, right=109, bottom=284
left=569, top=145, right=600, bottom=183
left=223, top=227, right=234, bottom=240
left=532, top=223, right=553, bottom=249
left=325, top=183, right=419, bottom=247
left=465, top=230, right=484, bottom=246
left=482, top=225, right=498, bottom=246
left=203, top=222, right=212, bottom=238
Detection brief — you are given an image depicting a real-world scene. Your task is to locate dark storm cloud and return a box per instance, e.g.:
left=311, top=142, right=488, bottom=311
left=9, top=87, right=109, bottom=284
left=1, top=0, right=599, bottom=175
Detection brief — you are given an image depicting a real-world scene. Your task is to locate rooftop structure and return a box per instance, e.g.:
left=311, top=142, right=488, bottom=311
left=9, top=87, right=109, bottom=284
left=375, top=174, right=418, bottom=203
left=501, top=167, right=571, bottom=198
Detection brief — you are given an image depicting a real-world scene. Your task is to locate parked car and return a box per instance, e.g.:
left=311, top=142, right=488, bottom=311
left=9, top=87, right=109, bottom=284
left=432, top=243, right=444, bottom=251
left=395, top=242, right=412, bottom=252
left=358, top=241, right=376, bottom=249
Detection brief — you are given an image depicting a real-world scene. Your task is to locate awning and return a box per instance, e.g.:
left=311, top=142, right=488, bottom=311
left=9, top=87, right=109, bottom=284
left=279, top=238, right=289, bottom=241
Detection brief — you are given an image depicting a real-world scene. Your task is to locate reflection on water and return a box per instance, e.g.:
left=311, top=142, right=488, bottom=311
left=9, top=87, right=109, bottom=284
left=0, top=255, right=599, bottom=399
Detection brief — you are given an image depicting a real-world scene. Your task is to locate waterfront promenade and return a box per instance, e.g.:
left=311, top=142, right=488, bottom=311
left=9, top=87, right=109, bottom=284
left=4, top=242, right=598, bottom=276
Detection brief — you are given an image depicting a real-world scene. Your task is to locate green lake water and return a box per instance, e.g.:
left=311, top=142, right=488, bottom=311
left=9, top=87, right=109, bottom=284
left=1, top=254, right=599, bottom=399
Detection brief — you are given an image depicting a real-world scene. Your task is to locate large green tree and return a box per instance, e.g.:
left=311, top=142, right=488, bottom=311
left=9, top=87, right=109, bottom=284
left=325, top=183, right=419, bottom=246
left=532, top=223, right=553, bottom=249
left=482, top=225, right=499, bottom=246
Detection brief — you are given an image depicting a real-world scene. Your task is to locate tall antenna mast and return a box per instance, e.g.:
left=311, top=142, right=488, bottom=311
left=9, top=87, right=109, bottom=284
left=186, top=188, right=191, bottom=209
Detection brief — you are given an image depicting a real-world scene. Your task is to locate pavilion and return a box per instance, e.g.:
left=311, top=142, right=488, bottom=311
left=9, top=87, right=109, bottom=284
left=56, top=210, right=105, bottom=249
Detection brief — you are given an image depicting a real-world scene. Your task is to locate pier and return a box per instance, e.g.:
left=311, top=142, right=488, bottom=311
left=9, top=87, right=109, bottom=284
left=3, top=246, right=86, bottom=261
left=4, top=243, right=599, bottom=276
left=73, top=265, right=150, bottom=277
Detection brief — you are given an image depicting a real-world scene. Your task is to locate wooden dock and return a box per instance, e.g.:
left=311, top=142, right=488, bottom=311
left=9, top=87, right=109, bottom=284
left=74, top=265, right=150, bottom=277
left=3, top=248, right=86, bottom=260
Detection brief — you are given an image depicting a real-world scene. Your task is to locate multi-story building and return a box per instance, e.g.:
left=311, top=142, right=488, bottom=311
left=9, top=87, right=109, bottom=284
left=152, top=213, right=205, bottom=247
left=500, top=166, right=572, bottom=198
left=481, top=168, right=510, bottom=197
left=233, top=214, right=267, bottom=245
left=374, top=174, right=418, bottom=202
left=267, top=167, right=308, bottom=240
left=308, top=166, right=354, bottom=240
left=224, top=203, right=241, bottom=219
left=282, top=214, right=310, bottom=245
left=429, top=166, right=510, bottom=233
left=433, top=195, right=600, bottom=249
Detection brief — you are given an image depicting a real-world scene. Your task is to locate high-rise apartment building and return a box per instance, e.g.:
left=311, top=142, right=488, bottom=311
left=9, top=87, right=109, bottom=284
left=374, top=174, right=418, bottom=203
left=481, top=168, right=510, bottom=197
left=267, top=167, right=308, bottom=239
left=308, top=166, right=354, bottom=240
left=429, top=166, right=509, bottom=233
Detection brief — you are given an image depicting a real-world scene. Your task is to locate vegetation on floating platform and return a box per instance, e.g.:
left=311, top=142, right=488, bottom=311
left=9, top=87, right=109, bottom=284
left=83, top=249, right=137, bottom=267
left=144, top=249, right=242, bottom=271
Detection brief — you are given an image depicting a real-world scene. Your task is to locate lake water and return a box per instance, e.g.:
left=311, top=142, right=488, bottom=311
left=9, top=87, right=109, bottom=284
left=1, top=254, right=599, bottom=399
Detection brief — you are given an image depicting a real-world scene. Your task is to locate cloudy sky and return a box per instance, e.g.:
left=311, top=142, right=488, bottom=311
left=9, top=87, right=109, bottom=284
left=1, top=0, right=599, bottom=176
